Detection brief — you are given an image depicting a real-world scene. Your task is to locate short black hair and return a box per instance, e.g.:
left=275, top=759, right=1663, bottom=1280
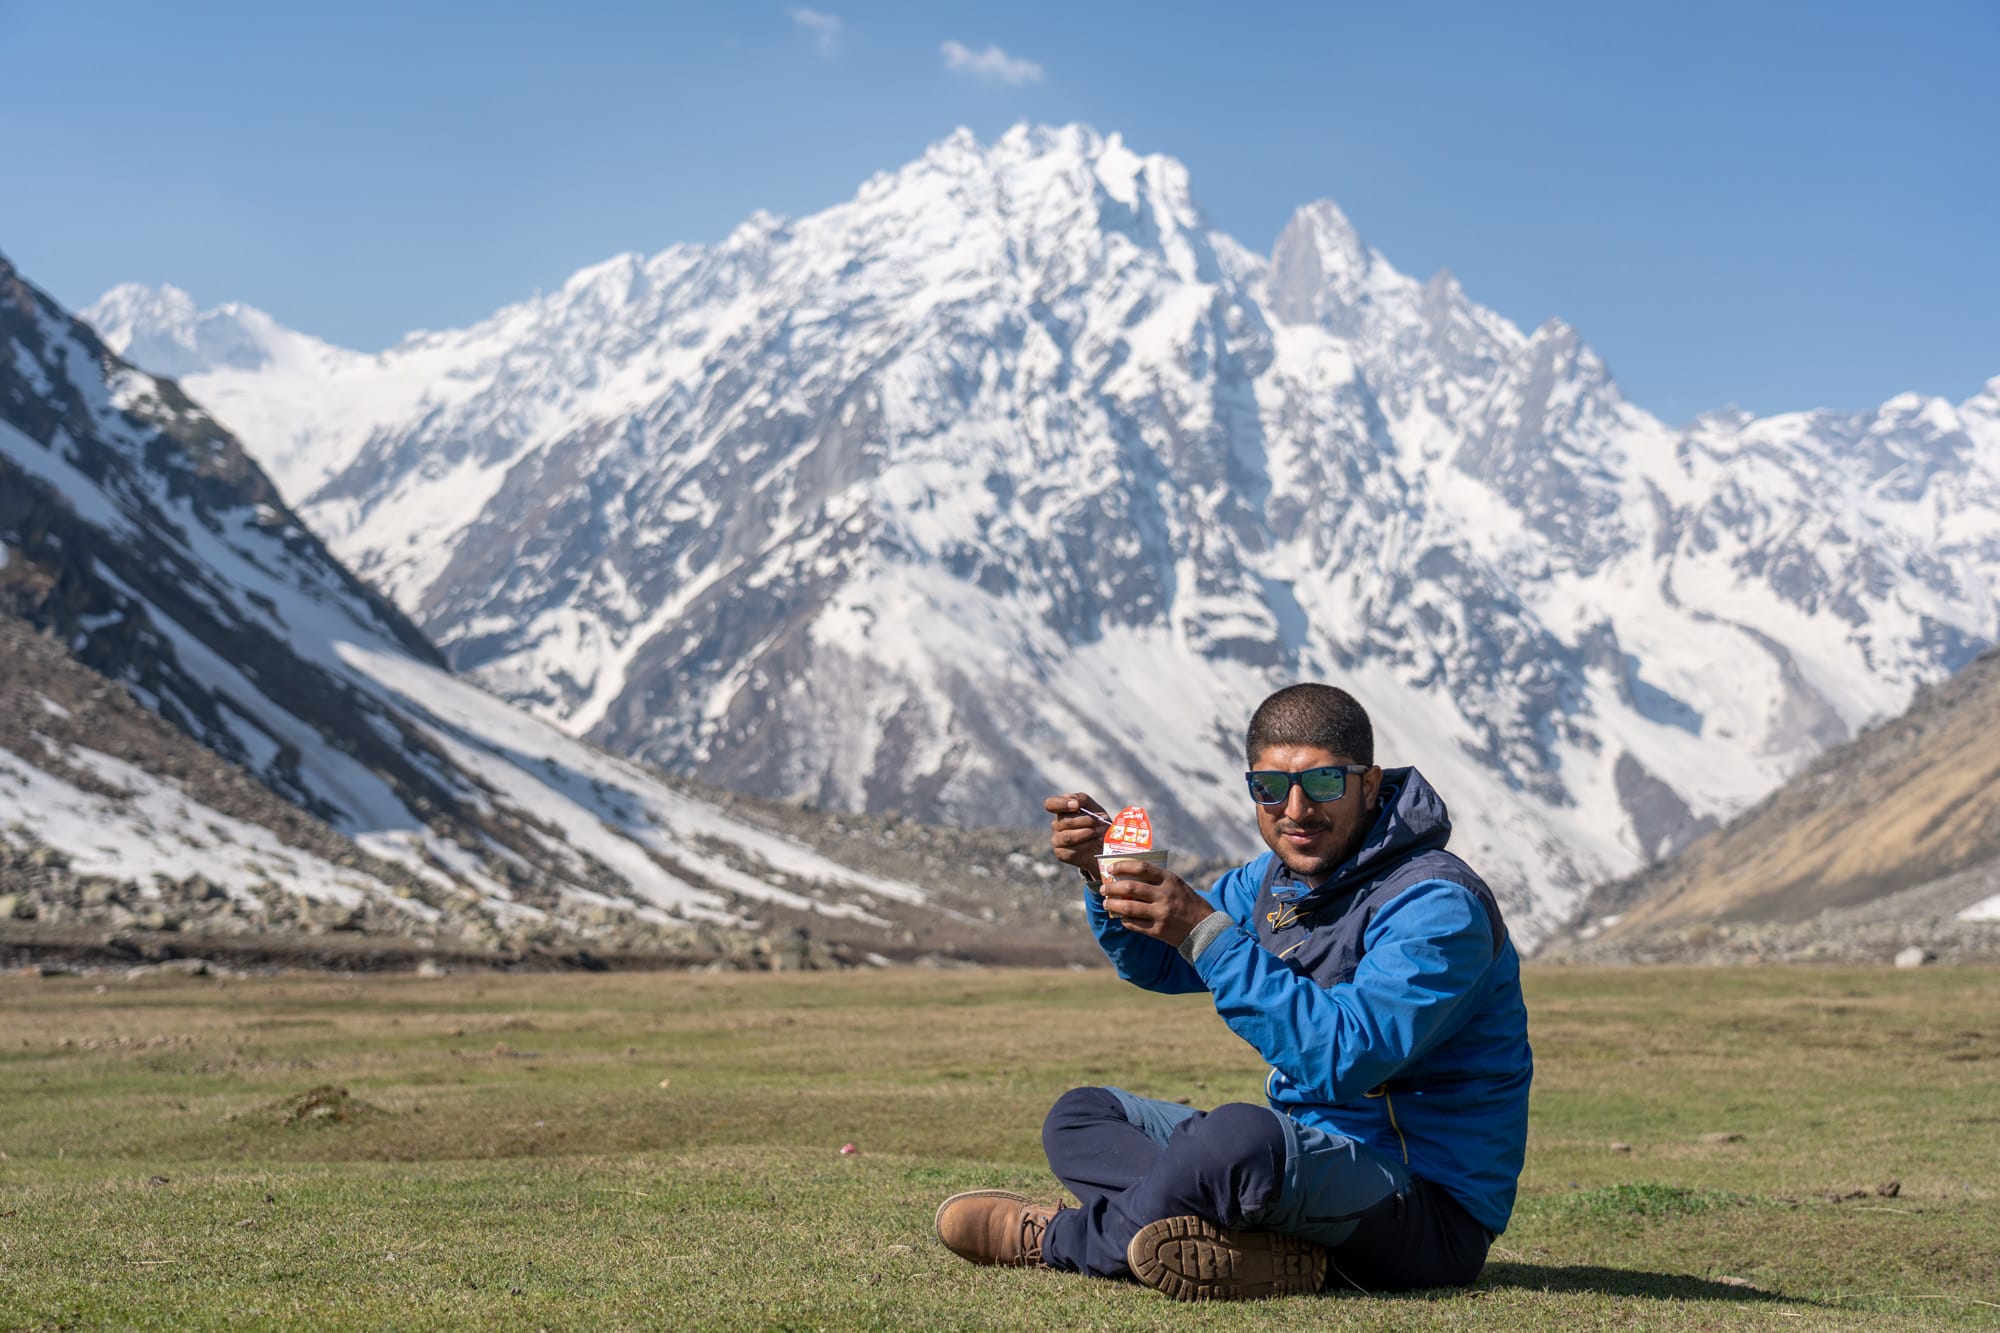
left=1245, top=683, right=1374, bottom=768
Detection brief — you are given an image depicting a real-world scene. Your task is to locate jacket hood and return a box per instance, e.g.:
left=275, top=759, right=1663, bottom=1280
left=1282, top=765, right=1453, bottom=905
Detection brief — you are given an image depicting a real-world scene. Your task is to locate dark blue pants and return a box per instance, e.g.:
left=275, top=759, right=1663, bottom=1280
left=1036, top=1086, right=1490, bottom=1292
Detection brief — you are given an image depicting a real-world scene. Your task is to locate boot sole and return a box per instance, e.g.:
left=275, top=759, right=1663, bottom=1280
left=933, top=1189, right=1032, bottom=1240
left=1126, top=1215, right=1328, bottom=1301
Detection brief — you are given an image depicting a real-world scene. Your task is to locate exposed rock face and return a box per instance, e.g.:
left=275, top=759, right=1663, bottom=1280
left=2, top=258, right=461, bottom=825
left=84, top=126, right=2000, bottom=947
left=1552, top=647, right=2000, bottom=962
left=3, top=251, right=1088, bottom=968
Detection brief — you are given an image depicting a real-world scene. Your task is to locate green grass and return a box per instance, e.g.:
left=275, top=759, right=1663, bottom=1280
left=2, top=964, right=1997, bottom=1329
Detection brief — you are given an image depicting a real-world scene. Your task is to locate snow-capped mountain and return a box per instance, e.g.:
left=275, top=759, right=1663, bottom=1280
left=84, top=125, right=2000, bottom=946
left=2, top=250, right=1032, bottom=963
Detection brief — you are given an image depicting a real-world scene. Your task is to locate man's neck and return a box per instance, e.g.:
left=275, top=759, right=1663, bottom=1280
left=1276, top=861, right=1343, bottom=894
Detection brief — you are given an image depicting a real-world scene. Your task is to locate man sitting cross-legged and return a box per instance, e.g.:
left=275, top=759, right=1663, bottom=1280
left=934, top=683, right=1532, bottom=1300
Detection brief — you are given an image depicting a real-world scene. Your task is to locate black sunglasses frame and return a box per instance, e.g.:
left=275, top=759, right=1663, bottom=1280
left=1244, top=764, right=1373, bottom=806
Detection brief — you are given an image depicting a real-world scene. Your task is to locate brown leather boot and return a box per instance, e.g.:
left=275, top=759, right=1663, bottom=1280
left=1126, top=1214, right=1327, bottom=1300
left=934, top=1190, right=1063, bottom=1267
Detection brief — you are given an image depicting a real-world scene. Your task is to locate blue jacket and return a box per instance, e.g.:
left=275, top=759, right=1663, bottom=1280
left=1088, top=767, right=1532, bottom=1235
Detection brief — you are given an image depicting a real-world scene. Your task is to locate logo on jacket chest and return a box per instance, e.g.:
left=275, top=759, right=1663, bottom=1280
left=1258, top=894, right=1365, bottom=985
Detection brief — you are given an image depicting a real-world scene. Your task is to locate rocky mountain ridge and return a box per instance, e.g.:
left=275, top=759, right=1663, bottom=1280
left=3, top=251, right=1086, bottom=969
left=1548, top=644, right=2000, bottom=964
left=85, top=124, right=2000, bottom=947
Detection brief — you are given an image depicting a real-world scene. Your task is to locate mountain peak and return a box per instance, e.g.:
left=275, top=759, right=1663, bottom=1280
left=905, top=123, right=1201, bottom=219
left=723, top=209, right=789, bottom=251
left=1528, top=315, right=1580, bottom=349
left=1690, top=405, right=1756, bottom=432
left=1290, top=198, right=1364, bottom=247
left=83, top=282, right=284, bottom=378
left=994, top=120, right=1102, bottom=159
left=556, top=251, right=654, bottom=313
left=91, top=280, right=199, bottom=325
left=835, top=124, right=1212, bottom=287
left=1266, top=199, right=1394, bottom=331
left=926, top=123, right=984, bottom=160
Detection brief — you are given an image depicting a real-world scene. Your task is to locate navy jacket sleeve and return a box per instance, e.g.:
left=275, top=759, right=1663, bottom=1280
left=1188, top=880, right=1497, bottom=1102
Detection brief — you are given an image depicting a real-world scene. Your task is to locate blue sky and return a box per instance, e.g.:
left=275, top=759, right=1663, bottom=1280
left=3, top=0, right=1995, bottom=423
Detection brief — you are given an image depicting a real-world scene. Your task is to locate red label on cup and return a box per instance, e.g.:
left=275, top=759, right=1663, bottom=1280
left=1105, top=806, right=1153, bottom=854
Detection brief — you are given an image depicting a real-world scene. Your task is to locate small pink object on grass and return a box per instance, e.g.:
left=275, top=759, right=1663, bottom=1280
left=839, top=1143, right=858, bottom=1155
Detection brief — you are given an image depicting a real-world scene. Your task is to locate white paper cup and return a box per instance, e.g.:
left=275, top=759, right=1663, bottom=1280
left=1097, top=848, right=1170, bottom=880
left=1095, top=848, right=1168, bottom=928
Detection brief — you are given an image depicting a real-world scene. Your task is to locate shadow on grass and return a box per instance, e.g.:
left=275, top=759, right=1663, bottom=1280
left=1474, top=1261, right=1799, bottom=1305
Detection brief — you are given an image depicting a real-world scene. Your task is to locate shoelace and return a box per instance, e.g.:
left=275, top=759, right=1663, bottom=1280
left=1020, top=1202, right=1067, bottom=1264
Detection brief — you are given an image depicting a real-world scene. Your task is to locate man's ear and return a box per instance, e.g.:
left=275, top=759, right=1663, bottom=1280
left=1363, top=765, right=1384, bottom=810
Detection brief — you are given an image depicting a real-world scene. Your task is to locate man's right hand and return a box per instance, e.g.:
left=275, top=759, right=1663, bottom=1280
left=1043, top=793, right=1108, bottom=883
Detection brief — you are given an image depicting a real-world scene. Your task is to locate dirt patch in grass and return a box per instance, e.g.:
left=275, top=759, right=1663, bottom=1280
left=255, top=1084, right=387, bottom=1127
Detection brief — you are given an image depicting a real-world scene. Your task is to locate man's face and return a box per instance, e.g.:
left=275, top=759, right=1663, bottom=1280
left=1251, top=743, right=1384, bottom=882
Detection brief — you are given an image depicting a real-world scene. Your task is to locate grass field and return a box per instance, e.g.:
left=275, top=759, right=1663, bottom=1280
left=2, top=963, right=1997, bottom=1330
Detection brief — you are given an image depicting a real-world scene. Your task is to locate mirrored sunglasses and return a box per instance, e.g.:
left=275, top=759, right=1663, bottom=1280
left=1244, top=765, right=1371, bottom=806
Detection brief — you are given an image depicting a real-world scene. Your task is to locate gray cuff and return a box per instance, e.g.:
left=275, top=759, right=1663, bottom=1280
left=1177, top=910, right=1233, bottom=965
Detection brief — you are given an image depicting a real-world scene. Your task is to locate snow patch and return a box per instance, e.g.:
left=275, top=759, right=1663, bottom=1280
left=1959, top=894, right=2000, bottom=924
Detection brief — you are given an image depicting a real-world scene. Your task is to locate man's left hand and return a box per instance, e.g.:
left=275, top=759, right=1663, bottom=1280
left=1098, top=861, right=1213, bottom=947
